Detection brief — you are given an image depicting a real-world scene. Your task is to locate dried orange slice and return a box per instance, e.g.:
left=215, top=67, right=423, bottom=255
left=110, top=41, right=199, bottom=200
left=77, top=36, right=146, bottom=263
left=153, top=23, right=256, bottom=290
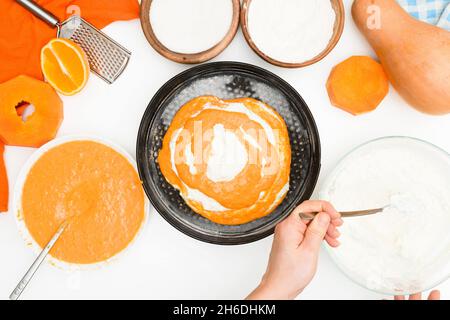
left=41, top=38, right=89, bottom=96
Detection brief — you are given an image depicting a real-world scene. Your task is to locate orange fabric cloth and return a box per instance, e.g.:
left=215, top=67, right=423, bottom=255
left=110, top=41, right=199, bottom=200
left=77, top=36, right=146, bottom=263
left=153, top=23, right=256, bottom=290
left=0, top=142, right=8, bottom=213
left=0, top=0, right=139, bottom=83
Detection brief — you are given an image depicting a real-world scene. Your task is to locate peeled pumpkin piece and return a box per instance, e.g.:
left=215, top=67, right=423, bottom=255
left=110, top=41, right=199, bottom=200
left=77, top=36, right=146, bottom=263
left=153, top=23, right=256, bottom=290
left=352, top=0, right=450, bottom=115
left=0, top=75, right=63, bottom=148
left=327, top=56, right=389, bottom=115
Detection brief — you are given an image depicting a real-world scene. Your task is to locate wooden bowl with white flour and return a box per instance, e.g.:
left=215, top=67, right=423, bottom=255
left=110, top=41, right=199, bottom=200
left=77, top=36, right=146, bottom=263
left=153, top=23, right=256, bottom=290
left=140, top=0, right=241, bottom=64
left=241, top=0, right=345, bottom=68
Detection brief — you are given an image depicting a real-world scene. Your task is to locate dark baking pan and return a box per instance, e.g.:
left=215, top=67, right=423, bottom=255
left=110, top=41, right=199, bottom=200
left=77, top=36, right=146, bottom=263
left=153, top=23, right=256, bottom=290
left=136, top=62, right=321, bottom=245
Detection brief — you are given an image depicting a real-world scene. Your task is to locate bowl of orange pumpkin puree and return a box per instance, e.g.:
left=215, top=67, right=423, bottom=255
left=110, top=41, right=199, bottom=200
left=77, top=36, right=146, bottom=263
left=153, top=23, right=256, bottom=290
left=13, top=137, right=148, bottom=267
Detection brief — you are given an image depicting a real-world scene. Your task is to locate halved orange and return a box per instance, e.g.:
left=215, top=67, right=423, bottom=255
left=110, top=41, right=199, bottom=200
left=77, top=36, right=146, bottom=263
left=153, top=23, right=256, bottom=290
left=41, top=38, right=90, bottom=96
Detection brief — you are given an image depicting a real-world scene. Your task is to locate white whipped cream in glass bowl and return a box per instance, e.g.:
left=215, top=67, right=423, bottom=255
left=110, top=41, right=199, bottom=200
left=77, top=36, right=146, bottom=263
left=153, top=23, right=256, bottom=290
left=320, top=137, right=450, bottom=295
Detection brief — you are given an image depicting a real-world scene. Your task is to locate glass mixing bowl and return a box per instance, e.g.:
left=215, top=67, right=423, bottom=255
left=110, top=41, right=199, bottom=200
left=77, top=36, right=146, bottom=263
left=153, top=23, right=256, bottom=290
left=319, top=136, right=450, bottom=296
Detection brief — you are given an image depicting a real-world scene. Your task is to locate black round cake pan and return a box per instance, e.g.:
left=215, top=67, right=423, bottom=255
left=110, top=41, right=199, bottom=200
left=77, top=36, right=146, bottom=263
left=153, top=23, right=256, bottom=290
left=137, top=61, right=321, bottom=245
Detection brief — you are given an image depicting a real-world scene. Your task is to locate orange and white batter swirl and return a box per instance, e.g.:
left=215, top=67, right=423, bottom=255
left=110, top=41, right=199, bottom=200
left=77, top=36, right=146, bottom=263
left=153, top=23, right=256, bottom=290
left=158, top=96, right=291, bottom=225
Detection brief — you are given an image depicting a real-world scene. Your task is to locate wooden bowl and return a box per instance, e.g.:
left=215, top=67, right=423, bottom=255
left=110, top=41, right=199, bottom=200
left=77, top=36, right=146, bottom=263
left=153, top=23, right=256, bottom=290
left=240, top=0, right=345, bottom=68
left=140, top=0, right=241, bottom=64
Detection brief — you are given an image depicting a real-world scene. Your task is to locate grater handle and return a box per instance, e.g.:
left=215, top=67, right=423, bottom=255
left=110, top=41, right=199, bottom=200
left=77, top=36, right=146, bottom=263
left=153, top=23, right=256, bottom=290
left=15, top=0, right=60, bottom=27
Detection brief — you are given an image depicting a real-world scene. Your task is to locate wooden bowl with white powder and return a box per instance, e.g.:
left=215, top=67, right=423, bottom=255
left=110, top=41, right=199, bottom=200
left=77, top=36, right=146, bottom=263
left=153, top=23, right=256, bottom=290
left=241, top=0, right=345, bottom=68
left=140, top=0, right=241, bottom=64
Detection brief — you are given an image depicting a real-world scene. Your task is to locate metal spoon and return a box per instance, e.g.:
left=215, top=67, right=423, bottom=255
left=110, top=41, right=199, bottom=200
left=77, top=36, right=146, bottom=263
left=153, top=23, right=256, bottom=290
left=299, top=207, right=387, bottom=221
left=9, top=221, right=68, bottom=300
left=10, top=184, right=97, bottom=300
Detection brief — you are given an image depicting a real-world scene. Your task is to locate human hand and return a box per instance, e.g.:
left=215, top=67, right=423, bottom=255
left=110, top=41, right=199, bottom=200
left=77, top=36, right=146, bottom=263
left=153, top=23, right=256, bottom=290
left=394, top=291, right=441, bottom=300
left=247, top=200, right=343, bottom=300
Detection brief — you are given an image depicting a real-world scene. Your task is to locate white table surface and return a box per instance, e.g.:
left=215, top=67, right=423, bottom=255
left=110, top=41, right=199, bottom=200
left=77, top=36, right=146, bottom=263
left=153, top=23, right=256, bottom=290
left=1, top=0, right=449, bottom=300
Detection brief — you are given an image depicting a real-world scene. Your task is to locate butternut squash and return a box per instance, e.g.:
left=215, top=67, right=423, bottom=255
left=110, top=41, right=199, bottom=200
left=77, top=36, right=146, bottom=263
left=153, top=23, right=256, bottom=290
left=352, top=0, right=450, bottom=115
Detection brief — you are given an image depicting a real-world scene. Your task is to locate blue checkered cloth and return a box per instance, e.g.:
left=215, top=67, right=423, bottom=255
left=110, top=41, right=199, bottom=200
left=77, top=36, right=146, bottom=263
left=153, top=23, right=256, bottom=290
left=397, top=0, right=450, bottom=30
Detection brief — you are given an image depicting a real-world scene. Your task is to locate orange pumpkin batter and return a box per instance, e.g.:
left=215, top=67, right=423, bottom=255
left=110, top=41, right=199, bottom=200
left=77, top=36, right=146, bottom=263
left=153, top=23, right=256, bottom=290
left=158, top=96, right=291, bottom=225
left=21, top=141, right=145, bottom=264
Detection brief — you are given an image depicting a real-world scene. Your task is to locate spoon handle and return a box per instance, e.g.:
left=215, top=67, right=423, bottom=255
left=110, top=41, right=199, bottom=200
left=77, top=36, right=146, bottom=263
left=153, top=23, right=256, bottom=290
left=340, top=208, right=384, bottom=218
left=299, top=208, right=384, bottom=221
left=9, top=222, right=67, bottom=300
